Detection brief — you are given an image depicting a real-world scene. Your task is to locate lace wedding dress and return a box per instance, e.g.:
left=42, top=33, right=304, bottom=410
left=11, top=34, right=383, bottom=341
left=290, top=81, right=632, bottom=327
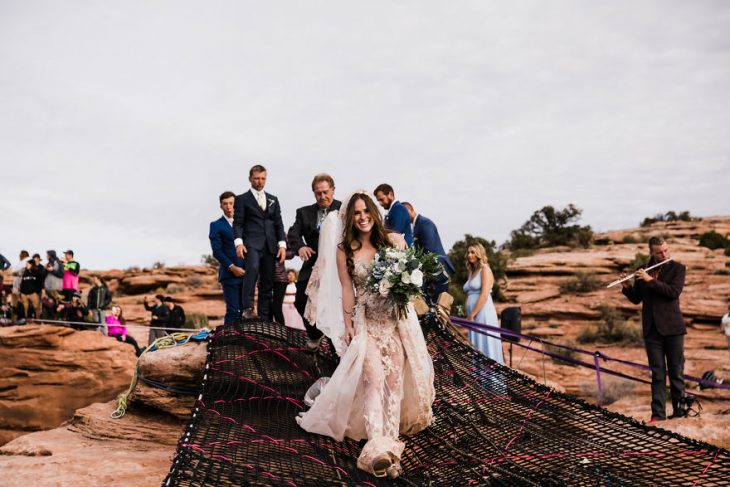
left=297, top=256, right=435, bottom=476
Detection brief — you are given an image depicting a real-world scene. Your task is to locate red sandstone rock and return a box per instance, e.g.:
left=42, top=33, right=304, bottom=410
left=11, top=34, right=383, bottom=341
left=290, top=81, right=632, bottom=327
left=0, top=325, right=136, bottom=446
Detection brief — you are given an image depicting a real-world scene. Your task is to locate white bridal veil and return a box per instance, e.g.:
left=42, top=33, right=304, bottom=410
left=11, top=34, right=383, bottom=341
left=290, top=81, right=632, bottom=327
left=304, top=190, right=373, bottom=356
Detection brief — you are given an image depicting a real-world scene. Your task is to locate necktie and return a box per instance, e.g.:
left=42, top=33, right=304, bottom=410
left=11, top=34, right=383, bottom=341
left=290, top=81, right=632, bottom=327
left=317, top=208, right=328, bottom=230
left=256, top=191, right=266, bottom=211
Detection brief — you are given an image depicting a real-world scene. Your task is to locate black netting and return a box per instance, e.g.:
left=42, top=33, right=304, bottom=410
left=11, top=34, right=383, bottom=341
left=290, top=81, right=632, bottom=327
left=164, top=317, right=730, bottom=486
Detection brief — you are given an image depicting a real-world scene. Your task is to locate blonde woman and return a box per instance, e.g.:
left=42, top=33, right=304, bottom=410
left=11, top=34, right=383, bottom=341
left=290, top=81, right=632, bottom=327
left=463, top=243, right=504, bottom=365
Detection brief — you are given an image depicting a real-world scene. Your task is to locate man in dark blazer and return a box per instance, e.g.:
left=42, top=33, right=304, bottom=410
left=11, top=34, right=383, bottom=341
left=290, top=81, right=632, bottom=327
left=374, top=183, right=413, bottom=246
left=234, top=165, right=287, bottom=320
left=620, top=236, right=687, bottom=422
left=402, top=202, right=456, bottom=303
left=287, top=173, right=341, bottom=349
left=209, top=191, right=246, bottom=324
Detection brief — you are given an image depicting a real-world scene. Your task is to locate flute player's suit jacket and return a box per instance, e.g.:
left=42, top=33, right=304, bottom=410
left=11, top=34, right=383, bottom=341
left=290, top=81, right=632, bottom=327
left=622, top=259, right=686, bottom=337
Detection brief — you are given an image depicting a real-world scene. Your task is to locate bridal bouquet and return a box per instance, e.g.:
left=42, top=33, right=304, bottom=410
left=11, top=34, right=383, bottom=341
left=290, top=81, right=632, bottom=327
left=365, top=246, right=443, bottom=319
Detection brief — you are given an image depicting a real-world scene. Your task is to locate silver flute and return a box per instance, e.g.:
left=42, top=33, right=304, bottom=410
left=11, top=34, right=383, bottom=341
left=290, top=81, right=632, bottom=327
left=606, top=257, right=673, bottom=288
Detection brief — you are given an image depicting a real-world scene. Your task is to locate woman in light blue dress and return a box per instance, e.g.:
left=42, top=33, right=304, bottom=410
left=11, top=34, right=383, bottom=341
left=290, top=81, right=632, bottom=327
left=463, top=243, right=504, bottom=365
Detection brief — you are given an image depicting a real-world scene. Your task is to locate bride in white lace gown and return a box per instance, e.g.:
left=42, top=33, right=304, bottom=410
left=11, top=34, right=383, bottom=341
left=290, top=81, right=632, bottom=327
left=297, top=192, right=435, bottom=478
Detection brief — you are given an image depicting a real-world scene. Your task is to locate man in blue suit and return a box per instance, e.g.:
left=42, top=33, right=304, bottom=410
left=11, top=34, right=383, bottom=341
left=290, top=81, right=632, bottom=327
left=403, top=201, right=456, bottom=303
left=234, top=165, right=287, bottom=320
left=374, top=183, right=413, bottom=246
left=209, top=191, right=246, bottom=324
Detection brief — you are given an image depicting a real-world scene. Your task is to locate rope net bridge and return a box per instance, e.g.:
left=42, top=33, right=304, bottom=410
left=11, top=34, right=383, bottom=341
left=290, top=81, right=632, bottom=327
left=164, top=316, right=729, bottom=486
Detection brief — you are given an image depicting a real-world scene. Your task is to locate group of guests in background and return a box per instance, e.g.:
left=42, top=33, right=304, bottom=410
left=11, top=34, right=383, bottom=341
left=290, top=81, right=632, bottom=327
left=0, top=249, right=145, bottom=355
left=207, top=166, right=505, bottom=363
left=0, top=249, right=88, bottom=325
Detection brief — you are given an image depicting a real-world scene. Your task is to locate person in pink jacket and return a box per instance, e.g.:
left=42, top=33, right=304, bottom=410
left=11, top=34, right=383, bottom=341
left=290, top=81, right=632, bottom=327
left=105, top=305, right=143, bottom=356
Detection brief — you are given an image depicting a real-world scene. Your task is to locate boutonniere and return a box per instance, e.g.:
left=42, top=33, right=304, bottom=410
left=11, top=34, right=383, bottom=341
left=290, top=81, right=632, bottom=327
left=267, top=197, right=275, bottom=207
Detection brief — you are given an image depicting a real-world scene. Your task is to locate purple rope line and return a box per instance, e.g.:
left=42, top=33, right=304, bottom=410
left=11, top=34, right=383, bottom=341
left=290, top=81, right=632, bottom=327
left=451, top=316, right=730, bottom=392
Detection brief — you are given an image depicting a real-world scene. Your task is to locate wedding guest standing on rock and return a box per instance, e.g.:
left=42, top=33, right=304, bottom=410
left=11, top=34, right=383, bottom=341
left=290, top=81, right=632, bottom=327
left=463, top=243, right=504, bottom=365
left=61, top=250, right=81, bottom=302
left=286, top=173, right=341, bottom=349
left=233, top=165, right=287, bottom=320
left=619, top=236, right=687, bottom=423
left=144, top=294, right=170, bottom=344
left=44, top=250, right=64, bottom=301
left=374, top=183, right=413, bottom=246
left=210, top=191, right=246, bottom=324
left=87, top=277, right=112, bottom=324
left=402, top=202, right=455, bottom=303
left=164, top=297, right=186, bottom=332
left=11, top=251, right=30, bottom=322
left=19, top=259, right=44, bottom=323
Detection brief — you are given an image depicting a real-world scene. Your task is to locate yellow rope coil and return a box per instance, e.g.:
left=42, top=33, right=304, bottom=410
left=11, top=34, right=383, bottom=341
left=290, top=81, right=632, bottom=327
left=111, top=331, right=207, bottom=419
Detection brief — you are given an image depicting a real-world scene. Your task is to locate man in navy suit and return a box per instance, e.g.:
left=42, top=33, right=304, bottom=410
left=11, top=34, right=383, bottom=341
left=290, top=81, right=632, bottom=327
left=403, top=202, right=456, bottom=303
left=234, top=165, right=287, bottom=320
left=374, top=183, right=413, bottom=246
left=209, top=191, right=246, bottom=324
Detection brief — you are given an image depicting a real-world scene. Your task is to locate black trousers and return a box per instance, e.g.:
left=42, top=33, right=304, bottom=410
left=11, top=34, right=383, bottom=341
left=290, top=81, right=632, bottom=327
left=295, top=280, right=322, bottom=340
left=242, top=247, right=275, bottom=319
left=644, top=325, right=685, bottom=419
left=271, top=282, right=287, bottom=324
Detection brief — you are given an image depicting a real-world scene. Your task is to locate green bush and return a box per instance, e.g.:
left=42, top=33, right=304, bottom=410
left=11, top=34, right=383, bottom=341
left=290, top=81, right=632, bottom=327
left=186, top=275, right=205, bottom=287
left=185, top=312, right=209, bottom=329
left=640, top=210, right=693, bottom=227
left=559, top=272, right=602, bottom=294
left=545, top=341, right=580, bottom=366
left=698, top=231, right=730, bottom=250
left=725, top=247, right=730, bottom=257
left=626, top=252, right=649, bottom=272
left=508, top=204, right=593, bottom=250
left=577, top=305, right=643, bottom=346
left=166, top=283, right=185, bottom=294
left=581, top=378, right=635, bottom=406
left=201, top=253, right=220, bottom=270
left=152, top=261, right=166, bottom=269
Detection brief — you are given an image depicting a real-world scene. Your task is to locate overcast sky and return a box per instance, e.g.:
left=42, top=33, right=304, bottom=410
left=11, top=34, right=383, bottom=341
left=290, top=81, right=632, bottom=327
left=1, top=1, right=729, bottom=269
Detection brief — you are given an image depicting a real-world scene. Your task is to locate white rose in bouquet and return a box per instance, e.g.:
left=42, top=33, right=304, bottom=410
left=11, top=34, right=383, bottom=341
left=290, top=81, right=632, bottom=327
left=401, top=272, right=411, bottom=284
left=410, top=269, right=424, bottom=287
left=379, top=279, right=392, bottom=296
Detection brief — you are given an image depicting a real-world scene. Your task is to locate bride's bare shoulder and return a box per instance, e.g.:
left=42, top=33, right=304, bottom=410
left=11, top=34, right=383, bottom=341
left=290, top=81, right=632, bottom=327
left=388, top=232, right=406, bottom=250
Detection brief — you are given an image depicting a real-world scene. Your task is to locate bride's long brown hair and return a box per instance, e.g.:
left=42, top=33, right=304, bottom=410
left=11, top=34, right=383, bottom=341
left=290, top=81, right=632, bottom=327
left=341, top=193, right=392, bottom=276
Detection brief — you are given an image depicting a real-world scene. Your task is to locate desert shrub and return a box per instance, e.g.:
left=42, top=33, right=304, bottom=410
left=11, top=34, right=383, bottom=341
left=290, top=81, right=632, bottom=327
left=698, top=231, right=730, bottom=250
left=545, top=341, right=580, bottom=366
left=578, top=305, right=643, bottom=346
left=507, top=204, right=593, bottom=250
left=201, top=253, right=220, bottom=270
left=185, top=312, right=209, bottom=329
left=621, top=234, right=640, bottom=244
left=186, top=275, right=205, bottom=287
left=559, top=272, right=602, bottom=294
left=640, top=210, right=693, bottom=227
left=580, top=378, right=635, bottom=406
left=447, top=234, right=509, bottom=312
left=725, top=247, right=730, bottom=257
left=166, top=283, right=185, bottom=294
left=152, top=261, right=166, bottom=269
left=626, top=252, right=649, bottom=272
left=125, top=265, right=141, bottom=273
